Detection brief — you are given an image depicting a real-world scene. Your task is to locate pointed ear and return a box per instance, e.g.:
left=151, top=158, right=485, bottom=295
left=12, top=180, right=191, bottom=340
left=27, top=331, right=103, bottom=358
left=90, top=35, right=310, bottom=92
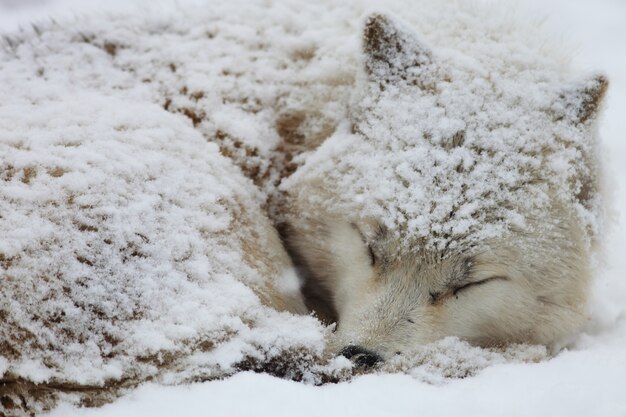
left=363, top=13, right=432, bottom=83
left=554, top=75, right=608, bottom=124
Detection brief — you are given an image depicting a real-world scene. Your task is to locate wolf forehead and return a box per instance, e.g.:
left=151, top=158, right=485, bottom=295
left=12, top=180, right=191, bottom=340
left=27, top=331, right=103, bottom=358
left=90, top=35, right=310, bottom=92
left=282, top=13, right=606, bottom=252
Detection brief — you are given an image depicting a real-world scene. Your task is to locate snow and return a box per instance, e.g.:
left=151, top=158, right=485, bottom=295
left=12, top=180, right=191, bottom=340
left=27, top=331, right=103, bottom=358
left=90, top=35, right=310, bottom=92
left=0, top=0, right=625, bottom=415
left=46, top=352, right=626, bottom=417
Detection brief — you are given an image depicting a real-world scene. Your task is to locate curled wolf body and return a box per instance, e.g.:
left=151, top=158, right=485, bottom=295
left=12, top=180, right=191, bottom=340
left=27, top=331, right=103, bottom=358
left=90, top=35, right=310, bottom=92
left=0, top=0, right=607, bottom=414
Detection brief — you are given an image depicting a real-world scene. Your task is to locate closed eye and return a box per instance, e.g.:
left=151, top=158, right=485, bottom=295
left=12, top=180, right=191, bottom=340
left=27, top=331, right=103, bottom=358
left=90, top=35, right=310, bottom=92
left=367, top=243, right=376, bottom=266
left=452, top=276, right=508, bottom=296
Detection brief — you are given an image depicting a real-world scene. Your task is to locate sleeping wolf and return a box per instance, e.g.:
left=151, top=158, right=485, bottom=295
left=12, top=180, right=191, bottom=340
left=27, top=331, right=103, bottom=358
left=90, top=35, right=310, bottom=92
left=280, top=13, right=607, bottom=365
left=0, top=3, right=608, bottom=414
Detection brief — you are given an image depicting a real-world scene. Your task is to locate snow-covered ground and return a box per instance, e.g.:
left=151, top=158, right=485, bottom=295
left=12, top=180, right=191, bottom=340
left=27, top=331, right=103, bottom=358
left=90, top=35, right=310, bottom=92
left=1, top=0, right=625, bottom=416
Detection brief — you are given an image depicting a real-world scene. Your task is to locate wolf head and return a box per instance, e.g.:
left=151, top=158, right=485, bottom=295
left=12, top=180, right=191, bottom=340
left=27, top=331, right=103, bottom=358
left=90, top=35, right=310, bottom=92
left=280, top=13, right=607, bottom=365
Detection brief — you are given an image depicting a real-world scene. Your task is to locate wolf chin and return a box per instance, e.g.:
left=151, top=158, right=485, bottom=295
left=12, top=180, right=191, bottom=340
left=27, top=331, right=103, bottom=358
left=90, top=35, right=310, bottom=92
left=280, top=13, right=608, bottom=366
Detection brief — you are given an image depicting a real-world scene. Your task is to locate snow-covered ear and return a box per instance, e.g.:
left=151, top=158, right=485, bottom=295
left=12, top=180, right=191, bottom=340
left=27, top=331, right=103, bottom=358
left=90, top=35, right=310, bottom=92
left=363, top=13, right=432, bottom=84
left=554, top=75, right=608, bottom=124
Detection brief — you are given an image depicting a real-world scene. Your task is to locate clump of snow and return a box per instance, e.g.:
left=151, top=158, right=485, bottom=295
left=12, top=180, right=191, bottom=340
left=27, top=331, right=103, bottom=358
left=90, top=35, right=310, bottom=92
left=379, top=337, right=547, bottom=384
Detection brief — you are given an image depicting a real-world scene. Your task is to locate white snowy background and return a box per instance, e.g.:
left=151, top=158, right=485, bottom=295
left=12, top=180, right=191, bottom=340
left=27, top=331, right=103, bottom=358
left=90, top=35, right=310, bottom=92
left=1, top=0, right=625, bottom=416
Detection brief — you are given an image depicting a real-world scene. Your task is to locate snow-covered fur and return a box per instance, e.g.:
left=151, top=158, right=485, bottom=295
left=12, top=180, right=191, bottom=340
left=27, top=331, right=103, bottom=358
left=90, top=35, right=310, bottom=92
left=0, top=96, right=328, bottom=412
left=281, top=13, right=607, bottom=362
left=0, top=0, right=607, bottom=415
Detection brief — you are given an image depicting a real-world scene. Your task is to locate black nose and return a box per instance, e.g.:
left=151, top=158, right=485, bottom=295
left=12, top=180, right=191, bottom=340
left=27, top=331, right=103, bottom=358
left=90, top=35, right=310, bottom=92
left=339, top=345, right=383, bottom=368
